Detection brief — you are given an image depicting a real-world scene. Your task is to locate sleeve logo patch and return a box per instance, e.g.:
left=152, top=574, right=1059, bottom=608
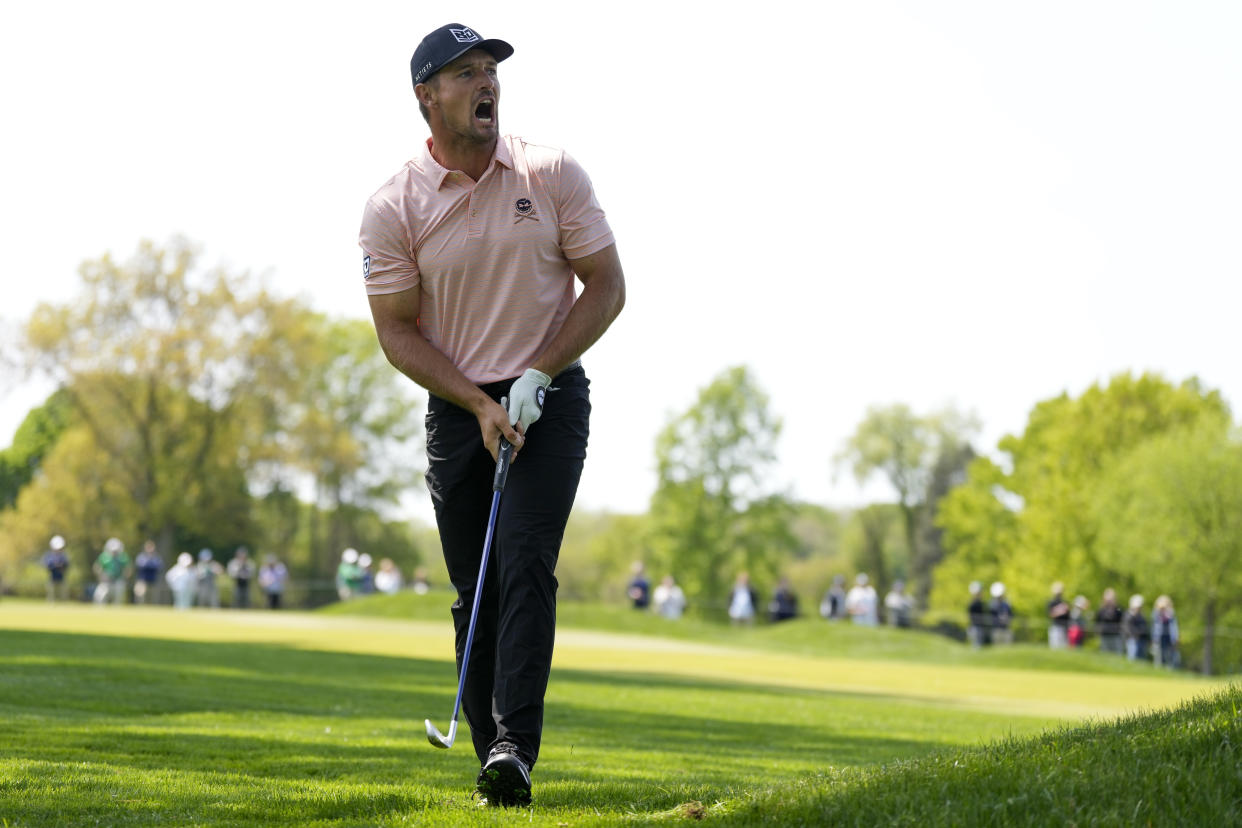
left=363, top=255, right=371, bottom=278
left=514, top=197, right=539, bottom=222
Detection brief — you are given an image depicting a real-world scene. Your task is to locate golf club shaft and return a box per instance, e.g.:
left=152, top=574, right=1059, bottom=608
left=440, top=437, right=514, bottom=743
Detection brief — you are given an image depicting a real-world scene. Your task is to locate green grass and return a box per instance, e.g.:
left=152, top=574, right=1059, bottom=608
left=0, top=598, right=1235, bottom=826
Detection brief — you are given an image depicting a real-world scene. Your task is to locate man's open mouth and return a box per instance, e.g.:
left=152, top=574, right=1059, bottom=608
left=475, top=99, right=495, bottom=123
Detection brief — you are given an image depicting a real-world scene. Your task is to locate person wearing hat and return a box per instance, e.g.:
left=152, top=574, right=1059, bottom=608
left=43, top=535, right=71, bottom=602
left=166, top=552, right=197, bottom=610
left=92, top=538, right=131, bottom=605
left=988, top=582, right=1014, bottom=645
left=358, top=23, right=625, bottom=807
left=336, top=548, right=362, bottom=601
left=194, top=549, right=223, bottom=609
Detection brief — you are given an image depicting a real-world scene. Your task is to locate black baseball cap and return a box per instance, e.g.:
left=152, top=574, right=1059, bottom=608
left=410, top=24, right=514, bottom=88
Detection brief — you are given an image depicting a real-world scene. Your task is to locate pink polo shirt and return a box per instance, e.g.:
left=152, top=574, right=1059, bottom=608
left=358, top=135, right=614, bottom=384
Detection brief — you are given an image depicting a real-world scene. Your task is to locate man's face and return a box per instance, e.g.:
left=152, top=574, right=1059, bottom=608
left=421, top=49, right=500, bottom=145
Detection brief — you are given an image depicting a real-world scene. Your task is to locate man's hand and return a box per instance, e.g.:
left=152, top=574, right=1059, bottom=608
left=507, top=368, right=552, bottom=431
left=477, top=397, right=524, bottom=463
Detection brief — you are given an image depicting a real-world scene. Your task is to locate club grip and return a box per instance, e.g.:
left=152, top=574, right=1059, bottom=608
left=493, top=438, right=513, bottom=492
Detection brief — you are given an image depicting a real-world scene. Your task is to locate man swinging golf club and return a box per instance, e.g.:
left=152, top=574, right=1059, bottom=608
left=359, top=23, right=625, bottom=807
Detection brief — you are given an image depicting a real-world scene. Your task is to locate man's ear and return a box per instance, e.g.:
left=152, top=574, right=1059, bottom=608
left=415, top=81, right=435, bottom=108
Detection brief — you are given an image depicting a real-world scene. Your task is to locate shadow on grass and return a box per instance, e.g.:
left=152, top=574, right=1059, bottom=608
left=0, top=629, right=1029, bottom=824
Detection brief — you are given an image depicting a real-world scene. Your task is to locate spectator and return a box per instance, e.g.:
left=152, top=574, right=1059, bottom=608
left=375, top=557, right=403, bottom=594
left=227, top=546, right=255, bottom=609
left=1151, top=595, right=1180, bottom=668
left=967, top=581, right=990, bottom=648
left=884, top=579, right=914, bottom=628
left=989, top=582, right=1014, bottom=645
left=357, top=553, right=376, bottom=594
left=93, top=538, right=131, bottom=605
left=411, top=567, right=431, bottom=595
left=1095, top=588, right=1124, bottom=655
left=133, top=540, right=162, bottom=605
left=336, top=548, right=362, bottom=600
left=258, top=554, right=288, bottom=610
left=652, top=575, right=687, bottom=620
left=42, top=535, right=70, bottom=602
left=1068, top=595, right=1090, bottom=648
left=626, top=561, right=651, bottom=610
left=728, top=571, right=758, bottom=626
left=166, top=552, right=197, bottom=610
left=819, top=575, right=847, bottom=621
left=845, top=574, right=879, bottom=626
left=195, top=549, right=224, bottom=608
left=1123, top=594, right=1149, bottom=661
left=1047, top=582, right=1071, bottom=649
left=768, top=577, right=798, bottom=622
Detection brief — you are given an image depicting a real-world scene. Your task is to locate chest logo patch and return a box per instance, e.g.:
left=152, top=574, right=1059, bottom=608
left=514, top=197, right=539, bottom=222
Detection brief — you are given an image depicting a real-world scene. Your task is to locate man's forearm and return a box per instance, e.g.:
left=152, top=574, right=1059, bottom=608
left=376, top=320, right=492, bottom=414
left=532, top=263, right=625, bottom=378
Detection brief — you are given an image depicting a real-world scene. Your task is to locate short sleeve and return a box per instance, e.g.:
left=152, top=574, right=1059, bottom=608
left=358, top=198, right=419, bottom=295
left=554, top=152, right=615, bottom=260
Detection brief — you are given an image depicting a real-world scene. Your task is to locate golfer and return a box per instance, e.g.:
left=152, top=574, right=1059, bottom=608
left=358, top=23, right=625, bottom=807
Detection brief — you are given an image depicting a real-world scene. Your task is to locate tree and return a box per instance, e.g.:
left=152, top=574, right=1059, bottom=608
left=838, top=404, right=978, bottom=608
left=1094, top=423, right=1242, bottom=674
left=11, top=238, right=423, bottom=589
left=18, top=238, right=297, bottom=554
left=842, top=503, right=907, bottom=603
left=648, top=366, right=796, bottom=612
left=0, top=389, right=72, bottom=510
left=269, top=314, right=421, bottom=577
left=932, top=373, right=1231, bottom=632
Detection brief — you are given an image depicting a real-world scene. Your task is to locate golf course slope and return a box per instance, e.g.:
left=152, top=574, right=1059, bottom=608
left=691, top=686, right=1242, bottom=826
left=0, top=599, right=1237, bottom=826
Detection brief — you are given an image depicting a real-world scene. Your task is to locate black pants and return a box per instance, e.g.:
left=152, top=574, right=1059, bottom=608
left=425, top=364, right=589, bottom=768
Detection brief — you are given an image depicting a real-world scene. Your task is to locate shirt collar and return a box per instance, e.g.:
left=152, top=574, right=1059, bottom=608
left=419, top=136, right=513, bottom=188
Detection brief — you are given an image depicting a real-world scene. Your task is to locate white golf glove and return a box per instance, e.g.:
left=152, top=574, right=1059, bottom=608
left=507, top=368, right=552, bottom=431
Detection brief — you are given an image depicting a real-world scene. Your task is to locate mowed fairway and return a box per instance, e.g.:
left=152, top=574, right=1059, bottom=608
left=0, top=601, right=1226, bottom=826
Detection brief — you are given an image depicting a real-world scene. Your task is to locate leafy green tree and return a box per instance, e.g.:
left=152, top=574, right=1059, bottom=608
left=18, top=238, right=292, bottom=554
left=10, top=239, right=423, bottom=592
left=648, top=366, right=796, bottom=613
left=932, top=373, right=1231, bottom=633
left=270, top=314, right=421, bottom=577
left=1095, top=423, right=1242, bottom=673
left=556, top=511, right=654, bottom=602
left=0, top=425, right=136, bottom=590
left=0, top=389, right=72, bottom=510
left=843, top=503, right=907, bottom=602
left=838, top=404, right=978, bottom=607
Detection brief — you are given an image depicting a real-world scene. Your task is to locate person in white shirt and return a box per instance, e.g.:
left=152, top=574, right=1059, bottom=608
left=845, top=573, right=879, bottom=626
left=652, top=575, right=687, bottom=620
left=728, top=571, right=757, bottom=625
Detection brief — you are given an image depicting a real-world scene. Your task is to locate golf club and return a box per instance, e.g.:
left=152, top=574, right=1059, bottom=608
left=425, top=422, right=515, bottom=749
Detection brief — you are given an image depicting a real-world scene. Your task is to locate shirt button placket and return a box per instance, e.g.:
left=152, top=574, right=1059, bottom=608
left=467, top=181, right=485, bottom=239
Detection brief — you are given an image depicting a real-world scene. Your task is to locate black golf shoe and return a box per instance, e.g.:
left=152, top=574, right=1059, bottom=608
left=475, top=743, right=532, bottom=807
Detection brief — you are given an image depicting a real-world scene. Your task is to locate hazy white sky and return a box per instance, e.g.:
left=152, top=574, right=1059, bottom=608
left=2, top=1, right=1240, bottom=524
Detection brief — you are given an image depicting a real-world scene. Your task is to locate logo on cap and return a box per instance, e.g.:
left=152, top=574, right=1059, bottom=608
left=450, top=28, right=480, bottom=43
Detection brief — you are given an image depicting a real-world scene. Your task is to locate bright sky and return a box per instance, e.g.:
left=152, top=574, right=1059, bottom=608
left=2, top=1, right=1240, bottom=525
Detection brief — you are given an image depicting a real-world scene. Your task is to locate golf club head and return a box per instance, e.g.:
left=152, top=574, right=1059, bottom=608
left=425, top=718, right=456, bottom=749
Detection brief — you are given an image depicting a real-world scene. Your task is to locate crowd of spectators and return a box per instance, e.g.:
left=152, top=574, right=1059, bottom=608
left=35, top=534, right=428, bottom=611
left=622, top=560, right=1186, bottom=669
